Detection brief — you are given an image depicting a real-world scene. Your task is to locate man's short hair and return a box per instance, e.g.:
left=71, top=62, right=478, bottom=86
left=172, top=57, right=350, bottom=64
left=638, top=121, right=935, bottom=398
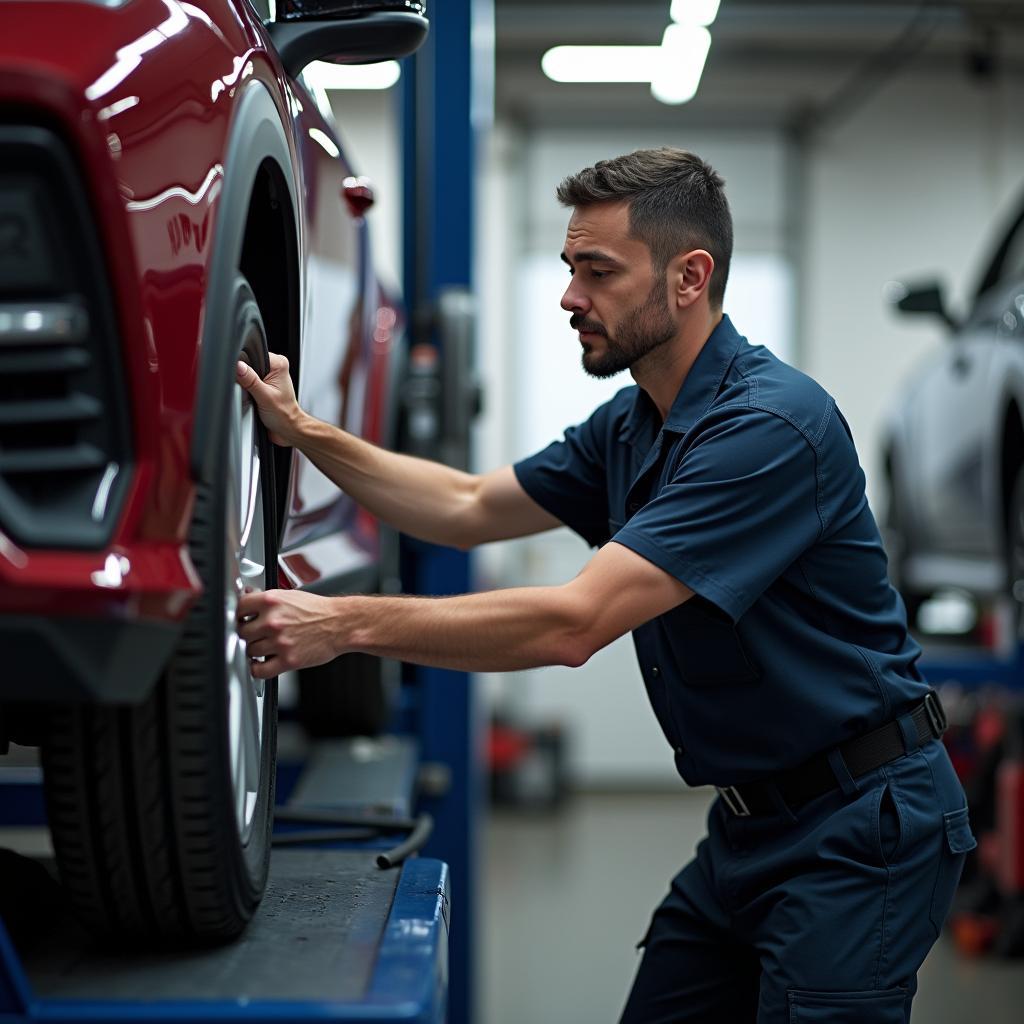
left=556, top=148, right=733, bottom=309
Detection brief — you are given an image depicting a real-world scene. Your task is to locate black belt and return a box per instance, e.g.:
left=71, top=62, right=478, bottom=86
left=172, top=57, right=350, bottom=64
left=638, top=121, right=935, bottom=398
left=715, top=690, right=948, bottom=818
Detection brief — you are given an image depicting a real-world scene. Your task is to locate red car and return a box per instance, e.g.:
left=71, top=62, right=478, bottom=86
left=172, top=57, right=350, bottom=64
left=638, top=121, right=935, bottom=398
left=0, top=0, right=425, bottom=944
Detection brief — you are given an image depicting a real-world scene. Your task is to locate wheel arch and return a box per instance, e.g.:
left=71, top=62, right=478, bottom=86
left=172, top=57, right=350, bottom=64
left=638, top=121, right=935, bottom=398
left=238, top=158, right=301, bottom=535
left=190, top=79, right=300, bottom=489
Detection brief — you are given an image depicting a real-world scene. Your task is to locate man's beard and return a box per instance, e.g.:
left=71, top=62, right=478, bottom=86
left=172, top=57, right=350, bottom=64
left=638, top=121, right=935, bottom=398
left=571, top=282, right=676, bottom=379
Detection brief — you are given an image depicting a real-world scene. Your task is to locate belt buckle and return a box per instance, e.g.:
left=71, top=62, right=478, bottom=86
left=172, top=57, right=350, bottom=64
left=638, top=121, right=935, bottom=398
left=924, top=690, right=948, bottom=737
left=716, top=785, right=751, bottom=817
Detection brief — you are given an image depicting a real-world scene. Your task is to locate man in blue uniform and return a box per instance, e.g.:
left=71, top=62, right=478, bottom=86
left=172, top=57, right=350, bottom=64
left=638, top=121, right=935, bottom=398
left=236, top=147, right=973, bottom=1022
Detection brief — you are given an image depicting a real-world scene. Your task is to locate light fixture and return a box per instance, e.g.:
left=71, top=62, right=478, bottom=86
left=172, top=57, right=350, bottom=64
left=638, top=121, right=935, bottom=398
left=541, top=46, right=658, bottom=83
left=669, top=0, right=720, bottom=27
left=650, top=23, right=712, bottom=105
left=302, top=60, right=401, bottom=92
left=541, top=3, right=715, bottom=103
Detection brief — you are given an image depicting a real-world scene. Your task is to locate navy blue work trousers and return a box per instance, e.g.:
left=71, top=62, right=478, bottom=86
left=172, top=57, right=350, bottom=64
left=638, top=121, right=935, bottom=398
left=620, top=739, right=975, bottom=1023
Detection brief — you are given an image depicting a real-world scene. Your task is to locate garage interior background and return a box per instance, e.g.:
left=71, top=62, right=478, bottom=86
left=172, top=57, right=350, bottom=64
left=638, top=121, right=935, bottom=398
left=335, top=0, right=1024, bottom=787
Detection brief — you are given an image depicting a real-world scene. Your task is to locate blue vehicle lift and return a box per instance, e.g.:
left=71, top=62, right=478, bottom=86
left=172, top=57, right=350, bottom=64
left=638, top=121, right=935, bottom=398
left=398, top=2, right=492, bottom=1022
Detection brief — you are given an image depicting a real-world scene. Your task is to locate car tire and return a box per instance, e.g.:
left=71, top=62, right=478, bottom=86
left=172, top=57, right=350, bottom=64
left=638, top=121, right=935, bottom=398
left=297, top=653, right=397, bottom=738
left=885, top=463, right=925, bottom=629
left=1007, top=465, right=1024, bottom=636
left=42, top=278, right=278, bottom=945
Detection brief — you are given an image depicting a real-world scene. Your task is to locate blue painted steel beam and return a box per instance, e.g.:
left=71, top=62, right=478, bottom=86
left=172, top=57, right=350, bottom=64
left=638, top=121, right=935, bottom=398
left=0, top=921, right=30, bottom=1017
left=0, top=774, right=46, bottom=828
left=399, top=3, right=491, bottom=1022
left=921, top=647, right=1024, bottom=690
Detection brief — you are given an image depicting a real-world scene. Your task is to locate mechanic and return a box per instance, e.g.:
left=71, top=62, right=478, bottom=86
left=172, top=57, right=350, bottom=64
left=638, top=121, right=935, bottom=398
left=235, top=147, right=974, bottom=1023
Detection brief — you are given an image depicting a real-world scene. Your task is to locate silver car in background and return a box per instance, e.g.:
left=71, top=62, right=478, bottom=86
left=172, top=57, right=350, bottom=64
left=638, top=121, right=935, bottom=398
left=882, top=190, right=1024, bottom=633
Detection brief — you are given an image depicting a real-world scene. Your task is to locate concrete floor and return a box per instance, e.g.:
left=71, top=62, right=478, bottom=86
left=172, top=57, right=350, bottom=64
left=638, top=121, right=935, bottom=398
left=481, top=791, right=1024, bottom=1024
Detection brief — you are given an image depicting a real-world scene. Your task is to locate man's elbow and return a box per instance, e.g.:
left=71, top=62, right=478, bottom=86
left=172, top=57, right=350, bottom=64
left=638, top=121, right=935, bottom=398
left=554, top=625, right=607, bottom=669
left=446, top=476, right=484, bottom=551
left=558, top=643, right=590, bottom=669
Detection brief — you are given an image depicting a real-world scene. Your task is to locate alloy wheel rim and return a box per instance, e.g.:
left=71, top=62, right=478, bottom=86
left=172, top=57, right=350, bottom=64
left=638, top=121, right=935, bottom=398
left=225, top=353, right=267, bottom=845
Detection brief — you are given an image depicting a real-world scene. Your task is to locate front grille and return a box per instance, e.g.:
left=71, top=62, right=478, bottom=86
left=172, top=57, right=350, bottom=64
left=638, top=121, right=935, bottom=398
left=0, top=123, right=131, bottom=548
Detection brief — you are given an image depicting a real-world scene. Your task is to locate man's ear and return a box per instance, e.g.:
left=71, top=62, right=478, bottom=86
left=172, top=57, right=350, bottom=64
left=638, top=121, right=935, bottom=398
left=669, top=249, right=715, bottom=309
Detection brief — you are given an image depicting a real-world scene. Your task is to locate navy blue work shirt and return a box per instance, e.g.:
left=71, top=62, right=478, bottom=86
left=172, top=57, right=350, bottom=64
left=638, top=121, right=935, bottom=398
left=513, top=314, right=926, bottom=786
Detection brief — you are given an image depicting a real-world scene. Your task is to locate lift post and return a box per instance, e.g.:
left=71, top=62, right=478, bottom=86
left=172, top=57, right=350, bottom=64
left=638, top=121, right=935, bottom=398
left=399, top=3, right=493, bottom=1022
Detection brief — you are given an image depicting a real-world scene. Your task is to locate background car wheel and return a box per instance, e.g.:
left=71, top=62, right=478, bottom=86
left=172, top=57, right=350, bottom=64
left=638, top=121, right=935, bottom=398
left=884, top=463, right=925, bottom=630
left=42, top=278, right=278, bottom=945
left=297, top=653, right=398, bottom=738
left=1007, top=465, right=1024, bottom=637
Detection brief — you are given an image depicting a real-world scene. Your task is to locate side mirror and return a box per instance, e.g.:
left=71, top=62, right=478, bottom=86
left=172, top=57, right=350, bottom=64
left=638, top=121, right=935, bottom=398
left=887, top=279, right=958, bottom=330
left=269, top=1, right=428, bottom=78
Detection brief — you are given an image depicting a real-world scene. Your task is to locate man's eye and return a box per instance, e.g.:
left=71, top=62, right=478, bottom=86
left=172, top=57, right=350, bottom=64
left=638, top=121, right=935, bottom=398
left=591, top=269, right=608, bottom=279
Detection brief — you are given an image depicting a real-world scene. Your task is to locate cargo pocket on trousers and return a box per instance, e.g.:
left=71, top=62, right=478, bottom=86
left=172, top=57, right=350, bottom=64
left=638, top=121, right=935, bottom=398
left=788, top=987, right=908, bottom=1023
left=928, top=805, right=977, bottom=937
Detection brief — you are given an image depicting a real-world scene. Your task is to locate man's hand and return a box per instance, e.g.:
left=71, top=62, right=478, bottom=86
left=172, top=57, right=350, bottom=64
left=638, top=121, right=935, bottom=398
left=236, top=353, right=307, bottom=447
left=237, top=589, right=342, bottom=679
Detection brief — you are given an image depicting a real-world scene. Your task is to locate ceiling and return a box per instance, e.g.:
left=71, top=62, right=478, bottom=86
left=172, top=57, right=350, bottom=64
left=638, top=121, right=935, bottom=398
left=493, top=1, right=1024, bottom=130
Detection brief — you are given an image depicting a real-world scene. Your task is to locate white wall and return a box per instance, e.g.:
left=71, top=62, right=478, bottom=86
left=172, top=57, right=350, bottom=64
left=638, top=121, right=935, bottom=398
left=477, top=70, right=1024, bottom=788
left=804, top=70, right=1024, bottom=510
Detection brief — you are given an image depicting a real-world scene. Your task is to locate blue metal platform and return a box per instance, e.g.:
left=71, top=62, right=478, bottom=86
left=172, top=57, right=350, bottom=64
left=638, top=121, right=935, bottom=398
left=0, top=734, right=449, bottom=1023
left=0, top=854, right=448, bottom=1023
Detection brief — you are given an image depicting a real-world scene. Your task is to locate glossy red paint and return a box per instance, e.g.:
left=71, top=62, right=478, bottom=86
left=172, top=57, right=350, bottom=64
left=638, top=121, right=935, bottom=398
left=1, top=0, right=395, bottom=631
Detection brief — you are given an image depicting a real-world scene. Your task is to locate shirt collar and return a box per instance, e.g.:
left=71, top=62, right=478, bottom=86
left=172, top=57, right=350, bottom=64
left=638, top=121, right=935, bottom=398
left=618, top=314, right=743, bottom=444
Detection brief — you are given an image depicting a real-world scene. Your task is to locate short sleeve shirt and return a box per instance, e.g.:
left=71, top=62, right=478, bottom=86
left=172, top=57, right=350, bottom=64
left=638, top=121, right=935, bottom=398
left=513, top=315, right=925, bottom=786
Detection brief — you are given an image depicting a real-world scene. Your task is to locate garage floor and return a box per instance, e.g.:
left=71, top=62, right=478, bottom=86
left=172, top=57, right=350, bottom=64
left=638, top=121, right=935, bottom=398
left=482, top=791, right=1024, bottom=1024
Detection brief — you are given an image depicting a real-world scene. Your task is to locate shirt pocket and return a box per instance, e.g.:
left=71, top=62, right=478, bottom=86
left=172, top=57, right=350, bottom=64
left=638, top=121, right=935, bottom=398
left=665, top=597, right=760, bottom=687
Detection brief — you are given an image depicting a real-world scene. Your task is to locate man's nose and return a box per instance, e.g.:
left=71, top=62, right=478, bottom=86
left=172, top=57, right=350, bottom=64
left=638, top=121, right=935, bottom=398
left=560, top=280, right=589, bottom=314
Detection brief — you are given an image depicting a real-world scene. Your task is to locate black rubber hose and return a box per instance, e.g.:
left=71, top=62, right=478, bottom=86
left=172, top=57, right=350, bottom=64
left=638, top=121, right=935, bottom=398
left=376, top=813, right=433, bottom=869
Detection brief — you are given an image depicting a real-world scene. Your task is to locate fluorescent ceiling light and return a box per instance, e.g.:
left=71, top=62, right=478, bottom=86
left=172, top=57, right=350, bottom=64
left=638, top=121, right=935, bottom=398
left=669, top=0, right=720, bottom=26
left=650, top=23, right=711, bottom=104
left=303, top=60, right=401, bottom=92
left=542, top=19, right=713, bottom=105
left=541, top=45, right=657, bottom=83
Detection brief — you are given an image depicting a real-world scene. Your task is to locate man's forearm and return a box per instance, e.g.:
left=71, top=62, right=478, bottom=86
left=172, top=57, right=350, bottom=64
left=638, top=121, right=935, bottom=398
left=335, top=586, right=592, bottom=673
left=237, top=540, right=690, bottom=680
left=294, top=415, right=480, bottom=549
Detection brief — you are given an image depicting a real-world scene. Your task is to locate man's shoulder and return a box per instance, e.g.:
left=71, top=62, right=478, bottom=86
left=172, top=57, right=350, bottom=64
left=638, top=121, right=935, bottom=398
left=716, top=338, right=835, bottom=449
